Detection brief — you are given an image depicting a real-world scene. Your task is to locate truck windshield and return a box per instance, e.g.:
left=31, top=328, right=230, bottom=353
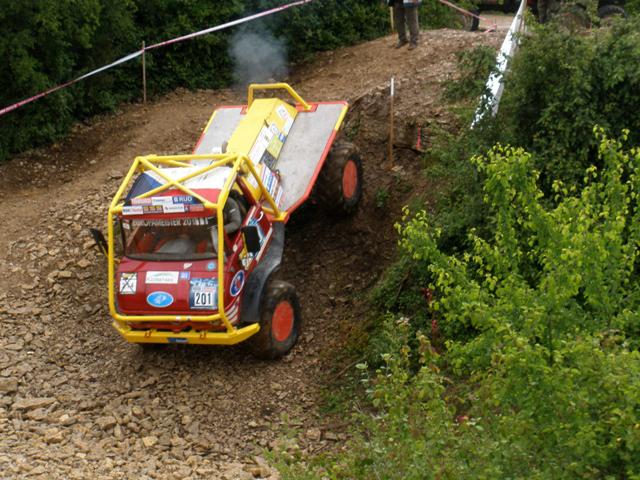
left=121, top=217, right=216, bottom=261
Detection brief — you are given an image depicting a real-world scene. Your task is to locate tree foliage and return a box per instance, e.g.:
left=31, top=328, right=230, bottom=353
left=274, top=132, right=640, bottom=479
left=498, top=17, right=640, bottom=190
left=273, top=14, right=640, bottom=480
left=0, top=0, right=392, bottom=162
left=0, top=0, right=137, bottom=159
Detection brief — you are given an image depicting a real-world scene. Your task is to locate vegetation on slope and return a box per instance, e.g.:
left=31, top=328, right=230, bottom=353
left=273, top=15, right=640, bottom=479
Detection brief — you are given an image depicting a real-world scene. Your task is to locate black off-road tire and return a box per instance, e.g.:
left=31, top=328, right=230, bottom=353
left=454, top=9, right=479, bottom=32
left=596, top=5, right=627, bottom=24
left=317, top=141, right=363, bottom=215
left=246, top=280, right=302, bottom=360
left=556, top=4, right=590, bottom=28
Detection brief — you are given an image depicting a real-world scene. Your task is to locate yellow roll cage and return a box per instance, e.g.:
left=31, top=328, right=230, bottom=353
left=107, top=152, right=286, bottom=345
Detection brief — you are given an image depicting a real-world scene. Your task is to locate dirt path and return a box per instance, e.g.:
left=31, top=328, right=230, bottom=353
left=0, top=27, right=504, bottom=478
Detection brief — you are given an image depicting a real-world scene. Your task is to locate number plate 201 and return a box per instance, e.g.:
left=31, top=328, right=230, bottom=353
left=189, top=278, right=218, bottom=310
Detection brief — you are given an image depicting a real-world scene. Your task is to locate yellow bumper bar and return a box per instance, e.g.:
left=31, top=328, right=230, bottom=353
left=112, top=321, right=260, bottom=345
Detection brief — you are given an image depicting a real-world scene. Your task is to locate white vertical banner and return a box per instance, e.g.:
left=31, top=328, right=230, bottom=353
left=471, top=0, right=528, bottom=128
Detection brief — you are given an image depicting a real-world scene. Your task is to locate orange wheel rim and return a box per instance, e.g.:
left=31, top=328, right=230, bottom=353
left=273, top=302, right=294, bottom=342
left=343, top=160, right=358, bottom=199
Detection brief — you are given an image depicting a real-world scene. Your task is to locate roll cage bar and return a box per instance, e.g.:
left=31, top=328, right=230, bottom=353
left=107, top=151, right=286, bottom=343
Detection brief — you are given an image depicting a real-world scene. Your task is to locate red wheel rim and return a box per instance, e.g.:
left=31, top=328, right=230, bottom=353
left=272, top=302, right=294, bottom=343
left=343, top=160, right=358, bottom=199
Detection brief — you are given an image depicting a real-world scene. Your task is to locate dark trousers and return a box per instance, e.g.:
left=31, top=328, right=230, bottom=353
left=393, top=3, right=420, bottom=44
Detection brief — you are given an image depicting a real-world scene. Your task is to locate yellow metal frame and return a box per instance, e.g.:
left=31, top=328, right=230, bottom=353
left=247, top=83, right=311, bottom=111
left=107, top=152, right=286, bottom=345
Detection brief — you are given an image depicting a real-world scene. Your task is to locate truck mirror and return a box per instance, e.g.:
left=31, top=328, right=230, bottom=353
left=90, top=228, right=108, bottom=257
left=241, top=226, right=261, bottom=253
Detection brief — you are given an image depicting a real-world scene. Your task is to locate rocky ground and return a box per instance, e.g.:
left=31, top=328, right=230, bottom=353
left=0, top=18, right=510, bottom=479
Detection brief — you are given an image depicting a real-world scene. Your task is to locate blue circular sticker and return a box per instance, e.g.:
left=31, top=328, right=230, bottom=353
left=230, top=270, right=245, bottom=297
left=147, top=291, right=174, bottom=308
left=206, top=261, right=216, bottom=271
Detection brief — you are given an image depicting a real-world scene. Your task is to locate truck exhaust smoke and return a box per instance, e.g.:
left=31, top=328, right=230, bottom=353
left=229, top=26, right=289, bottom=86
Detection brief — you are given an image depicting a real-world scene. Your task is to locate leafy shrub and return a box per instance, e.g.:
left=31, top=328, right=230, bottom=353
left=398, top=132, right=640, bottom=475
left=497, top=17, right=640, bottom=191
left=374, top=187, right=390, bottom=209
left=401, top=131, right=640, bottom=345
left=425, top=19, right=640, bottom=258
left=0, top=0, right=138, bottom=160
left=280, top=132, right=640, bottom=479
left=442, top=45, right=500, bottom=103
left=624, top=0, right=640, bottom=14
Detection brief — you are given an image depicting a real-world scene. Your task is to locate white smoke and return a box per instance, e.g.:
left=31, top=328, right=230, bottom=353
left=229, top=26, right=289, bottom=87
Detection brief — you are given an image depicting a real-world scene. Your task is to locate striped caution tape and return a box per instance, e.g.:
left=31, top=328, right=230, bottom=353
left=0, top=0, right=313, bottom=117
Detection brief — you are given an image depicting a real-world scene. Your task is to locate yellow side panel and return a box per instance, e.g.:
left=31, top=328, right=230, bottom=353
left=227, top=98, right=297, bottom=204
left=226, top=98, right=298, bottom=163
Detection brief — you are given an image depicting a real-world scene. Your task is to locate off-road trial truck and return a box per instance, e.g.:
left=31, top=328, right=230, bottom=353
left=91, top=84, right=362, bottom=359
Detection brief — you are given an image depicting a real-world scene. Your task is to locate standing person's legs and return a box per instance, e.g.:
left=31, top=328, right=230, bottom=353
left=537, top=0, right=549, bottom=23
left=393, top=2, right=408, bottom=47
left=406, top=6, right=420, bottom=48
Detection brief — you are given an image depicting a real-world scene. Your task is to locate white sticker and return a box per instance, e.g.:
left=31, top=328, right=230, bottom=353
left=247, top=174, right=259, bottom=190
left=146, top=271, right=179, bottom=284
left=248, top=142, right=266, bottom=166
left=120, top=273, right=137, bottom=294
left=283, top=116, right=294, bottom=135
left=276, top=105, right=289, bottom=121
left=122, top=206, right=144, bottom=216
left=276, top=185, right=285, bottom=208
left=257, top=126, right=274, bottom=148
left=163, top=204, right=185, bottom=214
left=151, top=197, right=174, bottom=206
left=261, top=164, right=279, bottom=197
left=130, top=198, right=153, bottom=206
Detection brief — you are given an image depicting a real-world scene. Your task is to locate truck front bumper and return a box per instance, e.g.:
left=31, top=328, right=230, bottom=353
left=112, top=321, right=260, bottom=345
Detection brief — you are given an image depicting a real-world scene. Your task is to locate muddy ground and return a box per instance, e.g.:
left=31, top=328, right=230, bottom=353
left=0, top=19, right=509, bottom=479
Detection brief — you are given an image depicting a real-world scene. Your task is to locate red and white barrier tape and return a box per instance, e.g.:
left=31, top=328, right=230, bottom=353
left=147, top=0, right=312, bottom=50
left=0, top=0, right=313, bottom=117
left=438, top=0, right=498, bottom=33
left=0, top=50, right=144, bottom=117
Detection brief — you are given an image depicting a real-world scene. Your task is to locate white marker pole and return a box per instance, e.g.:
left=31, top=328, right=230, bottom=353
left=142, top=41, right=147, bottom=108
left=390, top=77, right=394, bottom=169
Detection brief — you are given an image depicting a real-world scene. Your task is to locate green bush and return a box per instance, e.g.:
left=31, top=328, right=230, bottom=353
left=276, top=18, right=640, bottom=480
left=442, top=46, right=500, bottom=103
left=424, top=19, right=640, bottom=257
left=134, top=1, right=243, bottom=92
left=497, top=17, right=640, bottom=190
left=402, top=131, right=640, bottom=345
left=0, top=0, right=138, bottom=159
left=279, top=132, right=640, bottom=479
left=398, top=132, right=640, bottom=475
left=624, top=0, right=640, bottom=14
left=0, top=0, right=393, bottom=162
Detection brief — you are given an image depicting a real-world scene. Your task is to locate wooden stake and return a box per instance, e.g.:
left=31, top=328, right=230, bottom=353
left=142, top=41, right=147, bottom=108
left=390, top=7, right=395, bottom=33
left=390, top=77, right=394, bottom=169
